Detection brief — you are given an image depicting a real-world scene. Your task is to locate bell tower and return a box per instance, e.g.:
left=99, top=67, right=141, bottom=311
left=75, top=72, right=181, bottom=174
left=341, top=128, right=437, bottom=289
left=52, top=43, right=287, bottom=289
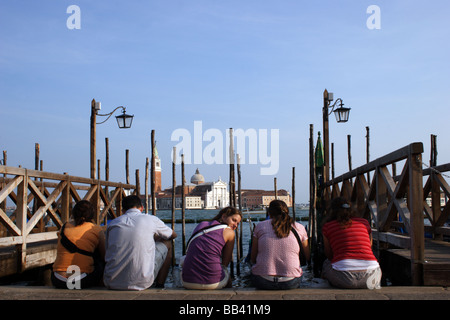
left=154, top=146, right=162, bottom=192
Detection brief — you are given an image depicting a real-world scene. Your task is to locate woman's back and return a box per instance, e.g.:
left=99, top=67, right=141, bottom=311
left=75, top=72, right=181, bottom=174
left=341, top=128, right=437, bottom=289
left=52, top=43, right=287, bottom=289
left=322, top=217, right=376, bottom=263
left=53, top=221, right=102, bottom=274
left=251, top=220, right=307, bottom=278
left=182, top=220, right=226, bottom=284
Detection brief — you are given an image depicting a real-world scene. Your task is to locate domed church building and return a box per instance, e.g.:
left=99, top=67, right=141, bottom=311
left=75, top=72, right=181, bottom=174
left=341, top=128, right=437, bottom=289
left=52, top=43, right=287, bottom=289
left=190, top=168, right=205, bottom=185
left=189, top=168, right=229, bottom=209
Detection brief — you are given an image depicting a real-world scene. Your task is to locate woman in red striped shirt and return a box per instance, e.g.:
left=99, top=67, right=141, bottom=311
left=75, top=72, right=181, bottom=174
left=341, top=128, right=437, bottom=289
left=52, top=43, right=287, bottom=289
left=321, top=197, right=382, bottom=289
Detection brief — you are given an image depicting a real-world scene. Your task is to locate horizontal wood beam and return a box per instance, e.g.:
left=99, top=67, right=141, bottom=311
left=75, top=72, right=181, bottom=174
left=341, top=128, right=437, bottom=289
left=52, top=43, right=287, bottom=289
left=0, top=166, right=135, bottom=190
left=325, top=142, right=423, bottom=188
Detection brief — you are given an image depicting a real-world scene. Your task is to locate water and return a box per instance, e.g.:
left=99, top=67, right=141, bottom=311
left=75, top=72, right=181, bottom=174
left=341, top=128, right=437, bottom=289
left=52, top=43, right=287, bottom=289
left=152, top=208, right=321, bottom=288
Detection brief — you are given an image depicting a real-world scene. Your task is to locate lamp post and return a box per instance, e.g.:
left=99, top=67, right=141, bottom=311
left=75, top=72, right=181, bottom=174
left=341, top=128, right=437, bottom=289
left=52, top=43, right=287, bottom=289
left=322, top=89, right=351, bottom=185
left=90, top=98, right=134, bottom=179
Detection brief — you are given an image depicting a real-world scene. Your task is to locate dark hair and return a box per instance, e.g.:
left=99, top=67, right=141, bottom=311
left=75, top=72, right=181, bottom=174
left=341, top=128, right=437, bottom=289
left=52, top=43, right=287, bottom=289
left=71, top=200, right=95, bottom=226
left=122, top=195, right=143, bottom=212
left=268, top=200, right=293, bottom=238
left=327, top=197, right=353, bottom=228
left=212, top=206, right=242, bottom=222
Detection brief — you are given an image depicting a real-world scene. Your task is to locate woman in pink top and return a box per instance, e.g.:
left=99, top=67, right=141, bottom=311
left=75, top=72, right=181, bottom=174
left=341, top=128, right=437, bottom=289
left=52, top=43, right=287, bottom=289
left=250, top=200, right=310, bottom=290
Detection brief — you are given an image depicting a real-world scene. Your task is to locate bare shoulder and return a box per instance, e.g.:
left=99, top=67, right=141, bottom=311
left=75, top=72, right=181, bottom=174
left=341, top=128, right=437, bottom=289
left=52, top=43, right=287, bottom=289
left=223, top=227, right=235, bottom=242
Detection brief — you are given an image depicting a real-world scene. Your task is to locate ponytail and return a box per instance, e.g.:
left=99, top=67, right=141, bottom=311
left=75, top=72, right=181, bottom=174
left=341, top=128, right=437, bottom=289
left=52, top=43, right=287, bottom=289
left=268, top=200, right=293, bottom=238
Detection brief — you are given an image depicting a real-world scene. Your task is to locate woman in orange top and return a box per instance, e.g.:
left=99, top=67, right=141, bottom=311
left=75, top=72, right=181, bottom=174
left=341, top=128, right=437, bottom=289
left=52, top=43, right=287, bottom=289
left=52, top=200, right=105, bottom=289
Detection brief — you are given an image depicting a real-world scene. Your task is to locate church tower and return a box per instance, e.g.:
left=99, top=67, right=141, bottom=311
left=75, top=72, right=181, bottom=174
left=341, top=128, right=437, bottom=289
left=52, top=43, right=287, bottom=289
left=154, top=146, right=162, bottom=192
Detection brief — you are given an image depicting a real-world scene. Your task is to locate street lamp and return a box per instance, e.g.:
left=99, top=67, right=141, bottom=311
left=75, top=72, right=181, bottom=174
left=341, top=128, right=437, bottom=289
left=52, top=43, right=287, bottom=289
left=90, top=99, right=134, bottom=179
left=115, top=109, right=134, bottom=129
left=322, top=89, right=351, bottom=184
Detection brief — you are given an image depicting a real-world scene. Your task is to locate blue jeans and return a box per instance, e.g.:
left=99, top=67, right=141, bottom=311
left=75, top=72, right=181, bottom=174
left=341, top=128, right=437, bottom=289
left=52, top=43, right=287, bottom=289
left=251, top=274, right=301, bottom=290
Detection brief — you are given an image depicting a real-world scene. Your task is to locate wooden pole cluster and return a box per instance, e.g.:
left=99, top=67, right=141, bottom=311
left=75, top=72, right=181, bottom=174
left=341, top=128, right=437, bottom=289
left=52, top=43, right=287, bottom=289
left=308, top=124, right=320, bottom=277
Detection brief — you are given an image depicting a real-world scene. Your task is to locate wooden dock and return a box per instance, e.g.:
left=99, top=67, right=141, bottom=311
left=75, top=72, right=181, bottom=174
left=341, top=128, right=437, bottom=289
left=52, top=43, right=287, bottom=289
left=0, top=166, right=136, bottom=278
left=382, top=238, right=450, bottom=286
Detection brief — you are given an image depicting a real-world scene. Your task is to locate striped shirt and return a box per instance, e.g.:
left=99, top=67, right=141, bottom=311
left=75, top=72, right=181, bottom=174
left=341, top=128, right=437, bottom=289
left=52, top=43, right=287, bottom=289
left=322, top=218, right=377, bottom=264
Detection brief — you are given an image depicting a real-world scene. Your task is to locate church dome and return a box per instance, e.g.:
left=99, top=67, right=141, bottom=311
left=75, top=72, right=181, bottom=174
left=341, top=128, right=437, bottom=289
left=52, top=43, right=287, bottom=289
left=190, top=168, right=205, bottom=185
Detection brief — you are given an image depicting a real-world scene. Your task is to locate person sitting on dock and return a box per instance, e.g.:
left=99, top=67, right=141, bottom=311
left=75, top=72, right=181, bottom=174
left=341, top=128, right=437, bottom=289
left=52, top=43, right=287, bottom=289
left=181, top=207, right=242, bottom=289
left=250, top=200, right=310, bottom=290
left=52, top=200, right=106, bottom=289
left=321, top=197, right=382, bottom=289
left=103, top=195, right=177, bottom=290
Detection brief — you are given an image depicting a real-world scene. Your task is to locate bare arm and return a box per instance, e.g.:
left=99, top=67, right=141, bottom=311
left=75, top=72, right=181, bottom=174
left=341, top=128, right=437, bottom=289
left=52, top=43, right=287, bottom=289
left=302, top=238, right=311, bottom=264
left=221, top=228, right=235, bottom=267
left=323, top=235, right=333, bottom=260
left=250, top=236, right=258, bottom=264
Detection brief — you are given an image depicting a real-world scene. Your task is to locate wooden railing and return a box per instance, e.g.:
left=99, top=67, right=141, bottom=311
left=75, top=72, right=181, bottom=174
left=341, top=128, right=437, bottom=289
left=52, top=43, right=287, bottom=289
left=422, top=163, right=450, bottom=239
left=322, top=142, right=430, bottom=284
left=0, top=165, right=136, bottom=273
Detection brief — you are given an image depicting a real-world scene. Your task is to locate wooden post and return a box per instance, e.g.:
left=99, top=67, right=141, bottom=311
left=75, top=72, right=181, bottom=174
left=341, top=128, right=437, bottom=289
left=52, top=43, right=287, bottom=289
left=236, top=154, right=242, bottom=276
left=97, top=159, right=101, bottom=181
left=105, top=137, right=110, bottom=199
left=125, top=149, right=130, bottom=185
left=366, top=127, right=371, bottom=184
left=171, top=147, right=176, bottom=266
left=135, top=169, right=140, bottom=196
left=430, top=134, right=441, bottom=240
left=309, top=124, right=319, bottom=277
left=408, top=145, right=424, bottom=285
left=347, top=134, right=352, bottom=171
left=0, top=151, right=6, bottom=236
left=16, top=170, right=28, bottom=272
left=151, top=130, right=156, bottom=215
left=323, top=90, right=330, bottom=187
left=430, top=134, right=437, bottom=167
left=229, top=128, right=236, bottom=207
left=181, top=154, right=186, bottom=254
left=145, top=157, right=149, bottom=213
left=331, top=143, right=335, bottom=180
left=274, top=177, right=277, bottom=200
left=34, top=143, right=44, bottom=232
left=228, top=128, right=235, bottom=277
left=292, top=167, right=296, bottom=220
left=90, top=99, right=97, bottom=180
left=61, top=173, right=71, bottom=223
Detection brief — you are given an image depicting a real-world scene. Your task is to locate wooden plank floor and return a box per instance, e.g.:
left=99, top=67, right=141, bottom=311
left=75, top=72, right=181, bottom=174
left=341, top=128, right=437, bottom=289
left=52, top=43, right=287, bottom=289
left=384, top=238, right=450, bottom=286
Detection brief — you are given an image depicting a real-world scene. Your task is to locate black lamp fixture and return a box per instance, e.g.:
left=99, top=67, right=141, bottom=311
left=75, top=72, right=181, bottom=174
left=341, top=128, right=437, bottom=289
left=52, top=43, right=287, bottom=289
left=115, top=108, right=134, bottom=129
left=332, top=99, right=351, bottom=123
left=326, top=92, right=351, bottom=123
left=95, top=103, right=134, bottom=129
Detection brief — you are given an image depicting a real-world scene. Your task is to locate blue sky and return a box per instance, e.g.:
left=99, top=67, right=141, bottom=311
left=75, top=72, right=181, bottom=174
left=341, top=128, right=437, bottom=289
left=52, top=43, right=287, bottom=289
left=1, top=1, right=449, bottom=203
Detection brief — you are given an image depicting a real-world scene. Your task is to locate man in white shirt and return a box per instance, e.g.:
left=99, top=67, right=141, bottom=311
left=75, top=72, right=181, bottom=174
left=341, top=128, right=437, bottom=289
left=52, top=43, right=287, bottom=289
left=103, top=195, right=177, bottom=290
